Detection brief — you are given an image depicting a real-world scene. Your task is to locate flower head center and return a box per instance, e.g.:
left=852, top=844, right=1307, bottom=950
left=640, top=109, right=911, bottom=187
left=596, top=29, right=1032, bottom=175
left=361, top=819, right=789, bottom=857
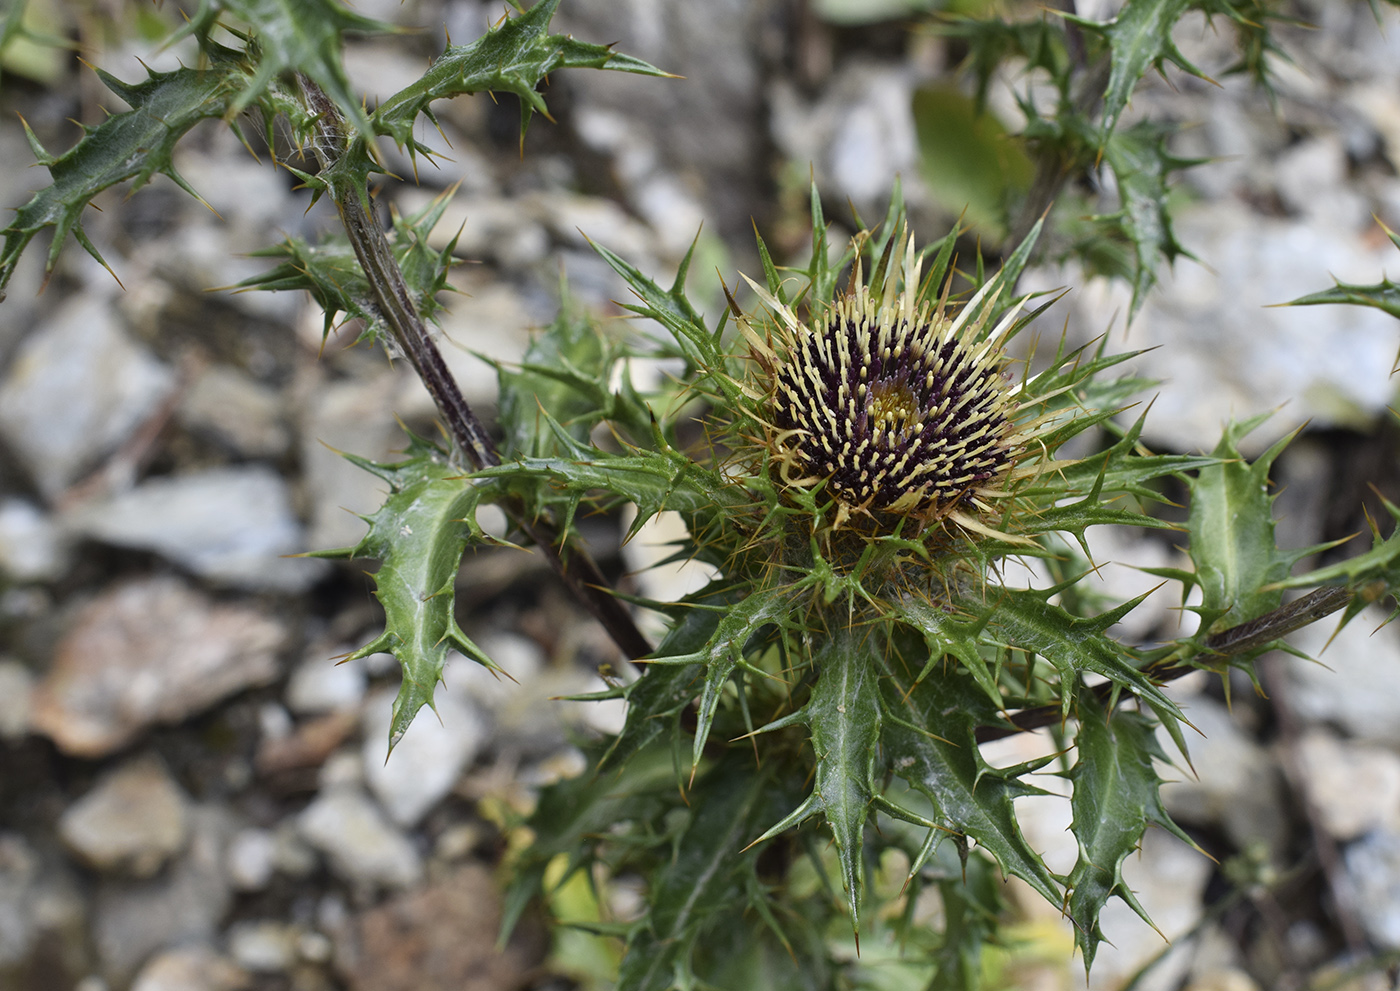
left=869, top=382, right=918, bottom=444
left=770, top=293, right=1017, bottom=519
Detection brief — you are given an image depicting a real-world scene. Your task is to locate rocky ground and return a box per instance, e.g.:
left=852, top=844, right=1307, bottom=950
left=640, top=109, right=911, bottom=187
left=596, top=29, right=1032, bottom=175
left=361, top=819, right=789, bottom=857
left=2, top=1, right=1400, bottom=989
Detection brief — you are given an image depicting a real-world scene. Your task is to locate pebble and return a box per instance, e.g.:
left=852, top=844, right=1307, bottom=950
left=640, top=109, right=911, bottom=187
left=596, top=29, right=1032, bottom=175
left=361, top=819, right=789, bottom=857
left=337, top=863, right=537, bottom=991
left=256, top=710, right=361, bottom=779
left=128, top=946, right=250, bottom=991
left=225, top=828, right=277, bottom=892
left=286, top=649, right=368, bottom=715
left=362, top=684, right=487, bottom=828
left=227, top=919, right=301, bottom=973
left=0, top=833, right=38, bottom=970
left=1294, top=730, right=1400, bottom=841
left=30, top=577, right=288, bottom=758
left=0, top=294, right=176, bottom=499
left=0, top=659, right=33, bottom=740
left=1286, top=605, right=1400, bottom=748
left=1342, top=828, right=1400, bottom=948
left=296, top=786, right=423, bottom=891
left=176, top=365, right=290, bottom=458
left=1159, top=695, right=1288, bottom=858
left=0, top=498, right=68, bottom=582
left=59, top=754, right=189, bottom=878
left=92, top=805, right=235, bottom=984
left=270, top=822, right=318, bottom=879
left=65, top=465, right=322, bottom=593
left=299, top=373, right=408, bottom=553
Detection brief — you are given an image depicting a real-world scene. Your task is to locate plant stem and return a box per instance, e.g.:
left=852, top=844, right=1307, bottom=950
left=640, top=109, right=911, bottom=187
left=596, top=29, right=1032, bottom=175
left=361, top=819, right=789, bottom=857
left=976, top=585, right=1356, bottom=743
left=297, top=77, right=652, bottom=661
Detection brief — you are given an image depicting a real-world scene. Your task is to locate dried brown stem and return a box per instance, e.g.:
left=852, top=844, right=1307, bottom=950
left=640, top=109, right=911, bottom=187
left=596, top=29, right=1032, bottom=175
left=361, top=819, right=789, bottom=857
left=298, top=78, right=652, bottom=661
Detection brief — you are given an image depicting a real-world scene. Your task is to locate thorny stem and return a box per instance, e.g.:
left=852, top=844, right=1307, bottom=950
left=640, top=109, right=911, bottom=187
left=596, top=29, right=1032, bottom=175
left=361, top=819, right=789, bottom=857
left=1003, top=9, right=1111, bottom=253
left=297, top=77, right=652, bottom=661
left=976, top=585, right=1356, bottom=743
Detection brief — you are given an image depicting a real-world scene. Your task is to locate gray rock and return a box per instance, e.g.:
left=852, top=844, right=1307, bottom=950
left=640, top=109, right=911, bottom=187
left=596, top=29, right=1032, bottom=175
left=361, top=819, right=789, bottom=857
left=65, top=465, right=323, bottom=592
left=0, top=834, right=38, bottom=970
left=270, top=821, right=318, bottom=879
left=30, top=576, right=288, bottom=757
left=59, top=754, right=188, bottom=877
left=0, top=659, right=33, bottom=741
left=0, top=294, right=175, bottom=498
left=286, top=649, right=367, bottom=716
left=128, top=946, right=250, bottom=991
left=362, top=684, right=487, bottom=828
left=0, top=498, right=69, bottom=582
left=177, top=365, right=290, bottom=458
left=555, top=0, right=766, bottom=247
left=1159, top=695, right=1288, bottom=858
left=1274, top=134, right=1369, bottom=230
left=296, top=786, right=423, bottom=891
left=772, top=62, right=918, bottom=212
left=1294, top=729, right=1400, bottom=841
left=1022, top=199, right=1400, bottom=456
left=300, top=373, right=411, bottom=553
left=1343, top=828, right=1400, bottom=949
left=397, top=190, right=549, bottom=270
left=1286, top=604, right=1400, bottom=748
left=93, top=805, right=235, bottom=984
left=225, top=828, right=277, bottom=893
left=227, top=919, right=301, bottom=973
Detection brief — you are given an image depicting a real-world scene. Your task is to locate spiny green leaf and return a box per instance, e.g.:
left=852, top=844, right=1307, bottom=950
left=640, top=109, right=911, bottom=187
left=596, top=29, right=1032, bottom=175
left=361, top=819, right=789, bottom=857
left=588, top=237, right=753, bottom=415
left=681, top=580, right=804, bottom=768
left=895, top=598, right=1000, bottom=708
left=323, top=435, right=498, bottom=750
left=1017, top=410, right=1218, bottom=503
left=598, top=582, right=749, bottom=773
left=1095, top=120, right=1200, bottom=318
left=475, top=448, right=747, bottom=539
left=497, top=296, right=659, bottom=461
left=0, top=55, right=246, bottom=298
left=188, top=0, right=394, bottom=139
left=1286, top=220, right=1400, bottom=328
left=1287, top=276, right=1400, bottom=321
left=1183, top=415, right=1301, bottom=638
left=981, top=587, right=1179, bottom=721
left=1272, top=496, right=1400, bottom=593
left=372, top=0, right=666, bottom=151
left=804, top=626, right=884, bottom=939
left=501, top=741, right=681, bottom=944
left=618, top=755, right=788, bottom=991
left=879, top=632, right=1062, bottom=908
left=1067, top=692, right=1193, bottom=971
left=942, top=15, right=1070, bottom=112
left=236, top=191, right=456, bottom=341
left=1065, top=0, right=1209, bottom=142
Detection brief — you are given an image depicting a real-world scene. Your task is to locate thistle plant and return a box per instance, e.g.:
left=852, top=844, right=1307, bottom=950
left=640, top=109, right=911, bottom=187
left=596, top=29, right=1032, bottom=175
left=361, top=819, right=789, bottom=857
left=7, top=1, right=1400, bottom=988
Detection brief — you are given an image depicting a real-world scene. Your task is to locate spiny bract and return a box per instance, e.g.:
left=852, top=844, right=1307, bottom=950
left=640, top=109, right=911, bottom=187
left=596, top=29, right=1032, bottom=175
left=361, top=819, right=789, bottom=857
left=742, top=228, right=1037, bottom=539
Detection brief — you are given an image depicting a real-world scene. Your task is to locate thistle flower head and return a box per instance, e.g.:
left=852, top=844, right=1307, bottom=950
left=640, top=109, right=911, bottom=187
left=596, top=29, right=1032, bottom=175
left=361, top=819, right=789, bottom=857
left=743, top=228, right=1031, bottom=537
